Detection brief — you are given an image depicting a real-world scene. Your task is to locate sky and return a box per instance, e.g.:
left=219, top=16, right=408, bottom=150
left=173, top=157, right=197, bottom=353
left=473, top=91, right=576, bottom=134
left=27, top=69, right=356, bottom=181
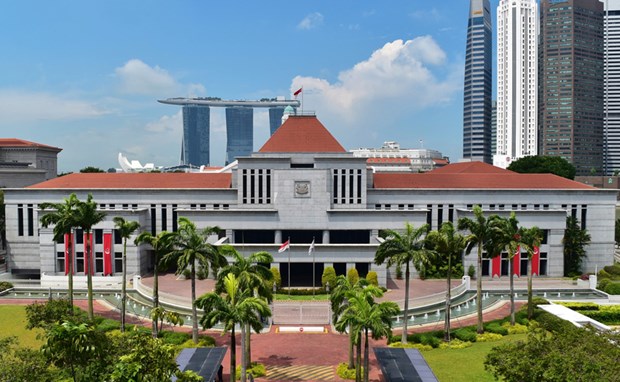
left=0, top=1, right=484, bottom=172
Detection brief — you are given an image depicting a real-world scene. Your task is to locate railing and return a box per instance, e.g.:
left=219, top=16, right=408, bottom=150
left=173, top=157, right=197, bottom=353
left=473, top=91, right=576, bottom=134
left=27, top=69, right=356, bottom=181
left=391, top=280, right=468, bottom=310
left=133, top=276, right=193, bottom=309
left=272, top=301, right=330, bottom=325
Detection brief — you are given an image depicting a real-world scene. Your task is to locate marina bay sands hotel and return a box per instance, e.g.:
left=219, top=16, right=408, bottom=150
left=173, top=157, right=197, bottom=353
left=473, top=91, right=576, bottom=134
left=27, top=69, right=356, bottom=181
left=158, top=97, right=300, bottom=166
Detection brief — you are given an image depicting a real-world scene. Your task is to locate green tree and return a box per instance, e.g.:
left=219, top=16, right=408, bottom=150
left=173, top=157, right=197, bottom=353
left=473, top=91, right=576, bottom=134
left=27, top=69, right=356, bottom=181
left=74, top=194, right=106, bottom=320
left=520, top=226, right=544, bottom=319
left=489, top=213, right=524, bottom=325
left=0, top=336, right=58, bottom=382
left=347, top=267, right=360, bottom=285
left=163, top=217, right=226, bottom=343
left=321, top=266, right=337, bottom=289
left=79, top=166, right=105, bottom=173
left=40, top=193, right=81, bottom=310
left=330, top=275, right=369, bottom=369
left=196, top=273, right=271, bottom=382
left=215, top=247, right=273, bottom=371
left=563, top=216, right=591, bottom=277
left=269, top=266, right=281, bottom=290
left=113, top=217, right=140, bottom=332
left=507, top=155, right=576, bottom=179
left=134, top=230, right=176, bottom=337
left=458, top=205, right=498, bottom=333
left=374, top=222, right=431, bottom=344
left=426, top=222, right=467, bottom=342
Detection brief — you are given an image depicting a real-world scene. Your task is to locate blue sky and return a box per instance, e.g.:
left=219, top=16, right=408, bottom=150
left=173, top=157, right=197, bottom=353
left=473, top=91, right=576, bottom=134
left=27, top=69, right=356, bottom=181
left=0, top=1, right=481, bottom=172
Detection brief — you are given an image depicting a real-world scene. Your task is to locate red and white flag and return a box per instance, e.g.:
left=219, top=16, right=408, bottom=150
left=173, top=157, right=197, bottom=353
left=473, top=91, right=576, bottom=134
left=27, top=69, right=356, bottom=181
left=278, top=240, right=290, bottom=253
left=293, top=87, right=302, bottom=97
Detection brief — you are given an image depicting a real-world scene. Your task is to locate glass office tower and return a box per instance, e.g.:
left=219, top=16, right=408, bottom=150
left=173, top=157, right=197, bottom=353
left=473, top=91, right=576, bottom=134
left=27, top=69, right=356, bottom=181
left=225, top=107, right=254, bottom=164
left=181, top=105, right=210, bottom=167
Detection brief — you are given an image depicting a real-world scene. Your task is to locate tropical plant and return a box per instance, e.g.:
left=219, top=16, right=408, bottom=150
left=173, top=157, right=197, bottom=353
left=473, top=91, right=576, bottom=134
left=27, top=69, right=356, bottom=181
left=40, top=193, right=81, bottom=311
left=162, top=217, right=226, bottom=343
left=489, top=212, right=524, bottom=325
left=215, top=247, right=273, bottom=370
left=74, top=194, right=106, bottom=320
left=563, top=216, right=591, bottom=277
left=196, top=273, right=271, bottom=382
left=374, top=223, right=431, bottom=344
left=134, top=230, right=175, bottom=337
left=426, top=222, right=467, bottom=341
left=520, top=226, right=543, bottom=319
left=458, top=205, right=498, bottom=333
left=113, top=217, right=140, bottom=332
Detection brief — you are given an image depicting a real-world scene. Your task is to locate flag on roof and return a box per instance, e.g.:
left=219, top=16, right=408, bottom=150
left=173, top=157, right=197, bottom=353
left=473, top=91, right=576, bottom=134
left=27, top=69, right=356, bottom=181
left=308, top=239, right=315, bottom=255
left=293, top=87, right=302, bottom=97
left=278, top=240, right=290, bottom=253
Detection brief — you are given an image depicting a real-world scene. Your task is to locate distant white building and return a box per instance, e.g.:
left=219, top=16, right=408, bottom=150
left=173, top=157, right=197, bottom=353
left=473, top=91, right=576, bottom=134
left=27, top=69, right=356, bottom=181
left=0, top=139, right=61, bottom=188
left=494, top=0, right=538, bottom=168
left=351, top=141, right=448, bottom=172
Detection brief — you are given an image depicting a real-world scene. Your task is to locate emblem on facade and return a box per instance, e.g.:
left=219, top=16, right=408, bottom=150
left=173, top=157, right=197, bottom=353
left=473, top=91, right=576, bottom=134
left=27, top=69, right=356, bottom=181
left=294, top=181, right=310, bottom=197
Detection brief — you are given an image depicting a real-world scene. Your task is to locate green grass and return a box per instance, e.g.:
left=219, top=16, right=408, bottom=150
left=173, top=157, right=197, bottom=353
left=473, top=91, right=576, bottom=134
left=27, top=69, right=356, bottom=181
left=273, top=293, right=329, bottom=301
left=0, top=305, right=44, bottom=349
left=424, top=333, right=527, bottom=382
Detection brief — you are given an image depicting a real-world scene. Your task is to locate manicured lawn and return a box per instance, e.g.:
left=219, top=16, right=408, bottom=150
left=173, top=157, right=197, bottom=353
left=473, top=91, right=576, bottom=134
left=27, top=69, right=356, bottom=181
left=424, top=333, right=527, bottom=382
left=0, top=305, right=44, bottom=349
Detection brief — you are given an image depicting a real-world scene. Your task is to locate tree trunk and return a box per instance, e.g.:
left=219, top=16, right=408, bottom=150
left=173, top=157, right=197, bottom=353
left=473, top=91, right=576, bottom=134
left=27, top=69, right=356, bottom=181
left=476, top=246, right=483, bottom=333
left=509, top=256, right=515, bottom=326
left=86, top=231, right=94, bottom=321
left=245, top=322, right=251, bottom=369
left=121, top=238, right=127, bottom=332
left=355, top=331, right=362, bottom=382
left=402, top=261, right=410, bottom=344
left=527, top=256, right=533, bottom=320
left=363, top=329, right=369, bottom=382
left=191, top=263, right=198, bottom=343
left=240, top=324, right=247, bottom=382
left=152, top=255, right=159, bottom=338
left=230, top=326, right=236, bottom=382
left=348, top=325, right=355, bottom=369
left=444, top=254, right=452, bottom=342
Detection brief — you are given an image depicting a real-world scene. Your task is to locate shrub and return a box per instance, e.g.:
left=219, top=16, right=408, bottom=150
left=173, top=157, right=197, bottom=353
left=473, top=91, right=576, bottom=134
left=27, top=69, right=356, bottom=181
left=278, top=287, right=326, bottom=296
left=453, top=328, right=477, bottom=343
left=321, top=267, right=337, bottom=289
left=347, top=268, right=359, bottom=285
left=598, top=269, right=612, bottom=280
left=97, top=318, right=121, bottom=332
left=0, top=281, right=13, bottom=292
left=337, top=363, right=360, bottom=380
left=177, top=335, right=216, bottom=350
left=598, top=278, right=611, bottom=291
left=395, top=264, right=403, bottom=280
left=535, top=312, right=573, bottom=333
left=420, top=334, right=441, bottom=348
left=603, top=264, right=620, bottom=276
left=196, top=266, right=208, bottom=280
left=388, top=342, right=433, bottom=351
left=366, top=271, right=379, bottom=286
left=604, top=282, right=620, bottom=295
left=236, top=362, right=266, bottom=380
left=159, top=330, right=191, bottom=345
left=439, top=339, right=473, bottom=349
left=468, top=264, right=476, bottom=278
left=182, top=268, right=191, bottom=280
left=476, top=333, right=504, bottom=342
left=484, top=323, right=508, bottom=336
left=270, top=267, right=282, bottom=289
left=502, top=322, right=528, bottom=334
left=556, top=302, right=599, bottom=311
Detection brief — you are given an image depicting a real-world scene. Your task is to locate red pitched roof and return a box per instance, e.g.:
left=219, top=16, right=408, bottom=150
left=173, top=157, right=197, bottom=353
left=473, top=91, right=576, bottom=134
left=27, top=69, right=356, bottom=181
left=258, top=116, right=346, bottom=153
left=373, top=173, right=595, bottom=190
left=430, top=161, right=512, bottom=174
left=0, top=138, right=62, bottom=151
left=27, top=173, right=232, bottom=189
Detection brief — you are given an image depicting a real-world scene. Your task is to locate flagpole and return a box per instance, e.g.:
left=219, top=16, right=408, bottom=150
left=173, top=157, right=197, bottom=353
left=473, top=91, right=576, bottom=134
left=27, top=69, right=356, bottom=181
left=287, top=237, right=291, bottom=297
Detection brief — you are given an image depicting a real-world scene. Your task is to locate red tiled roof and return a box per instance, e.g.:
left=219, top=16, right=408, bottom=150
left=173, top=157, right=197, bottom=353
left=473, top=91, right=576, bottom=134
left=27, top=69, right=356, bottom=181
left=373, top=173, right=595, bottom=190
left=258, top=116, right=346, bottom=153
left=0, top=138, right=62, bottom=151
left=367, top=157, right=410, bottom=164
left=27, top=173, right=232, bottom=189
left=432, top=158, right=450, bottom=165
left=430, top=161, right=512, bottom=174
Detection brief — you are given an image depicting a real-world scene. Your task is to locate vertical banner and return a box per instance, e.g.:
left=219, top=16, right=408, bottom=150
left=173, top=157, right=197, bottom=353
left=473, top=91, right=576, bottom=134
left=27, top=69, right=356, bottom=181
left=64, top=233, right=73, bottom=275
left=84, top=233, right=93, bottom=275
left=103, top=233, right=112, bottom=276
left=532, top=246, right=540, bottom=276
left=491, top=255, right=501, bottom=278
left=513, top=246, right=521, bottom=277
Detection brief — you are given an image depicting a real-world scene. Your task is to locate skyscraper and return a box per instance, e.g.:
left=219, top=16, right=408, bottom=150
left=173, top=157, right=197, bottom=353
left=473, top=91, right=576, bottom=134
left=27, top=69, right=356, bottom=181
left=225, top=107, right=254, bottom=165
left=269, top=107, right=286, bottom=135
left=463, top=0, right=493, bottom=163
left=181, top=105, right=210, bottom=167
left=604, top=0, right=620, bottom=174
left=494, top=0, right=538, bottom=169
left=539, top=0, right=604, bottom=176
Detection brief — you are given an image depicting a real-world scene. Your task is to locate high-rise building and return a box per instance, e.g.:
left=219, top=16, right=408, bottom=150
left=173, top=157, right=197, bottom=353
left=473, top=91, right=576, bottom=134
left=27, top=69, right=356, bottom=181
left=494, top=0, right=538, bottom=169
left=491, top=100, right=497, bottom=155
left=463, top=0, right=493, bottom=164
left=604, top=0, right=620, bottom=174
left=225, top=107, right=254, bottom=165
left=269, top=107, right=285, bottom=135
left=539, top=0, right=604, bottom=176
left=181, top=105, right=210, bottom=167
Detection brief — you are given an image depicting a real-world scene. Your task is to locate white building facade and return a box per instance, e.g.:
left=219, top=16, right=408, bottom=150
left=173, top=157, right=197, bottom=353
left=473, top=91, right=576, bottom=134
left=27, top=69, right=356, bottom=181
left=495, top=0, right=538, bottom=169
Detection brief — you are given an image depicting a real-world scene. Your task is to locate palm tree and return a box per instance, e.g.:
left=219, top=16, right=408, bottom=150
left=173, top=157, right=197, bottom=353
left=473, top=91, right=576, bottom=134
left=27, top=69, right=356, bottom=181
left=74, top=194, right=106, bottom=321
left=489, top=212, right=524, bottom=325
left=330, top=275, right=369, bottom=369
left=215, top=247, right=273, bottom=371
left=40, top=193, right=80, bottom=310
left=196, top=273, right=271, bottom=382
left=426, top=222, right=467, bottom=342
left=112, top=216, right=140, bottom=332
left=520, top=226, right=543, bottom=319
left=458, top=205, right=497, bottom=333
left=162, top=217, right=226, bottom=343
left=134, top=230, right=176, bottom=337
left=374, top=222, right=431, bottom=344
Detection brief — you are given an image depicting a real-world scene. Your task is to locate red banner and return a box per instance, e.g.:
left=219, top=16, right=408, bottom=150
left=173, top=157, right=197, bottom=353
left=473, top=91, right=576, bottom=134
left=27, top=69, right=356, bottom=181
left=532, top=246, right=540, bottom=276
left=84, top=233, right=93, bottom=275
left=491, top=255, right=501, bottom=278
left=64, top=233, right=73, bottom=275
left=513, top=247, right=521, bottom=277
left=103, top=233, right=113, bottom=276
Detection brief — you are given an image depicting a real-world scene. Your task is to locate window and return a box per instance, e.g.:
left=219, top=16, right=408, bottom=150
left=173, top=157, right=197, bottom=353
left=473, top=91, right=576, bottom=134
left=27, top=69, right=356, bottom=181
left=114, top=252, right=123, bottom=274
left=539, top=252, right=548, bottom=276
left=27, top=204, right=34, bottom=236
left=17, top=204, right=24, bottom=236
left=161, top=205, right=167, bottom=231
left=150, top=204, right=156, bottom=235
left=56, top=251, right=65, bottom=273
left=95, top=251, right=104, bottom=274
left=95, top=229, right=103, bottom=244
left=75, top=251, right=85, bottom=273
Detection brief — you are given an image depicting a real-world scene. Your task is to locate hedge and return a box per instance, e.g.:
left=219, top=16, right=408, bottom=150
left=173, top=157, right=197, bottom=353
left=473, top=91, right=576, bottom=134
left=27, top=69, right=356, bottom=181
left=604, top=282, right=620, bottom=295
left=453, top=328, right=477, bottom=343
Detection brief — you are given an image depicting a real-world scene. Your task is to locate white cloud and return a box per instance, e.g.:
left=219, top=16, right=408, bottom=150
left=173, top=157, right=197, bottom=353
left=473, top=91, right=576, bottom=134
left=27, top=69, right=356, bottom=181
left=297, top=12, right=324, bottom=30
left=145, top=110, right=182, bottom=133
left=0, top=90, right=107, bottom=123
left=114, top=59, right=206, bottom=97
